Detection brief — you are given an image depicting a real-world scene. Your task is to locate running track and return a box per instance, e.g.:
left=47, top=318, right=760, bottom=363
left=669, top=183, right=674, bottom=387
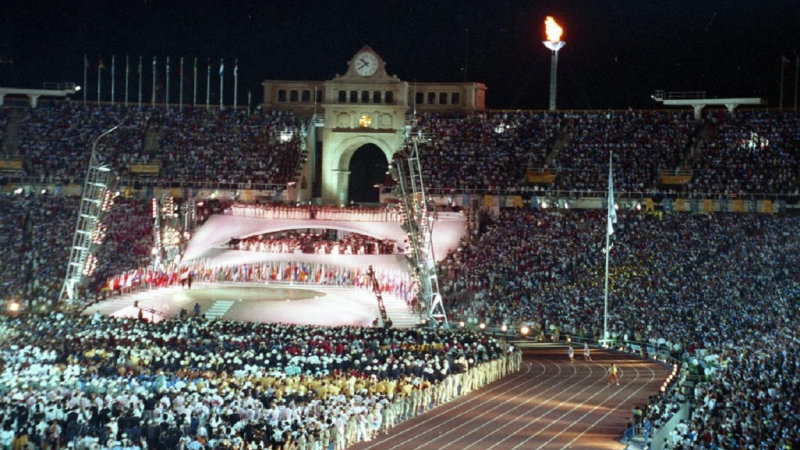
left=351, top=345, right=671, bottom=450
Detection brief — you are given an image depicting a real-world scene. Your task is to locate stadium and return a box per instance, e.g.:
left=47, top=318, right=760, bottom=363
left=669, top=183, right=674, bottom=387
left=1, top=7, right=800, bottom=449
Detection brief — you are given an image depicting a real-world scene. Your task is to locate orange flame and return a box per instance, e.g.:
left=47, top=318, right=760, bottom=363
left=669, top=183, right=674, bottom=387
left=544, top=16, right=563, bottom=42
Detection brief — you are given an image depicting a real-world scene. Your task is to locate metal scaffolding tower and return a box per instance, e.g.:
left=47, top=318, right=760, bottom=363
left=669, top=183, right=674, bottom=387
left=393, top=130, right=448, bottom=325
left=59, top=122, right=122, bottom=303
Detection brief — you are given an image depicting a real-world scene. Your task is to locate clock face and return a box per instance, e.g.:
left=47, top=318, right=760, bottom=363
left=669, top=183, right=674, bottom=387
left=354, top=51, right=379, bottom=77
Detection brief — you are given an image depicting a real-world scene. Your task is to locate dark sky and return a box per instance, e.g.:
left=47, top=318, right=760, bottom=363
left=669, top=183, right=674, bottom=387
left=1, top=0, right=798, bottom=109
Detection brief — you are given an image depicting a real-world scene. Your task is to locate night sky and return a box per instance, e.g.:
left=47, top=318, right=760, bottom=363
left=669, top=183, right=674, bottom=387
left=1, top=0, right=798, bottom=109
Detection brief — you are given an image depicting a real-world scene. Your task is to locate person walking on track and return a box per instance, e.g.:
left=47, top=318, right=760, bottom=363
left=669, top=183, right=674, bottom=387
left=606, top=363, right=620, bottom=385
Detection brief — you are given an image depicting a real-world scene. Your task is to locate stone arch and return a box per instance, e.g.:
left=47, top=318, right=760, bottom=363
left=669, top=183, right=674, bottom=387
left=324, top=136, right=397, bottom=205
left=347, top=144, right=389, bottom=204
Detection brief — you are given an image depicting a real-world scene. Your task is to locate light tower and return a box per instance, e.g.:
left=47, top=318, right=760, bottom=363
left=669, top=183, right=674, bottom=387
left=542, top=16, right=566, bottom=111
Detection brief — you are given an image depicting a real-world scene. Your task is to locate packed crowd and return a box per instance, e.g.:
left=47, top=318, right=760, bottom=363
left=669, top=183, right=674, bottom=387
left=414, top=111, right=561, bottom=191
left=688, top=110, right=800, bottom=195
left=413, top=109, right=800, bottom=195
left=552, top=110, right=696, bottom=192
left=0, top=193, right=77, bottom=307
left=665, top=320, right=800, bottom=448
left=3, top=103, right=800, bottom=447
left=439, top=208, right=800, bottom=447
left=0, top=313, right=519, bottom=449
left=8, top=104, right=305, bottom=187
left=89, top=197, right=155, bottom=293
left=15, top=104, right=124, bottom=183
left=231, top=231, right=397, bottom=256
left=4, top=104, right=800, bottom=196
left=152, top=108, right=304, bottom=186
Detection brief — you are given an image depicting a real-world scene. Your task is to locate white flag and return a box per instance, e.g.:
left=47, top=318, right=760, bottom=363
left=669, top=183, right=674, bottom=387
left=607, top=155, right=617, bottom=236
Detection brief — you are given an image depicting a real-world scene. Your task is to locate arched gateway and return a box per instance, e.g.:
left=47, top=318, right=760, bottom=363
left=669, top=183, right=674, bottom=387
left=347, top=143, right=389, bottom=204
left=261, top=46, right=487, bottom=205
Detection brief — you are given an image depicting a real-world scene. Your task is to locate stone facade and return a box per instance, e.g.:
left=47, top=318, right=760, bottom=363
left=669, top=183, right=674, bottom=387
left=261, top=47, right=486, bottom=204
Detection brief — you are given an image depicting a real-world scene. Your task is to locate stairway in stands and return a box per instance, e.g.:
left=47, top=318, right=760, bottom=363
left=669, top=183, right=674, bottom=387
left=1, top=109, right=23, bottom=154
left=307, top=285, right=421, bottom=328
left=204, top=299, right=236, bottom=319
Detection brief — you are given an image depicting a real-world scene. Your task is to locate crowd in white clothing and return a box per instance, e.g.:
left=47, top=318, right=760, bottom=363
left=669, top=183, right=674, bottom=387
left=0, top=313, right=519, bottom=449
left=227, top=204, right=402, bottom=223
left=231, top=231, right=397, bottom=256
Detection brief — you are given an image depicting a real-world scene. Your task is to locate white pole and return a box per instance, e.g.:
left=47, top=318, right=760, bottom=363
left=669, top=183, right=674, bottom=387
left=82, top=55, right=87, bottom=106
left=138, top=56, right=142, bottom=108
left=111, top=55, right=115, bottom=104
left=206, top=59, right=210, bottom=110
left=193, top=57, right=198, bottom=107
left=124, top=55, right=129, bottom=107
left=794, top=55, right=798, bottom=112
left=603, top=214, right=611, bottom=346
left=780, top=57, right=786, bottom=111
left=151, top=57, right=157, bottom=107
left=603, top=151, right=613, bottom=346
left=219, top=58, right=224, bottom=109
left=165, top=57, right=170, bottom=109
left=97, top=57, right=101, bottom=105
left=179, top=57, right=184, bottom=112
left=233, top=59, right=238, bottom=110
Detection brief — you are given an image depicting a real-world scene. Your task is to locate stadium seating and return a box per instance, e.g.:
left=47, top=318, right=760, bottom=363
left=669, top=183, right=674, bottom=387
left=2, top=105, right=800, bottom=447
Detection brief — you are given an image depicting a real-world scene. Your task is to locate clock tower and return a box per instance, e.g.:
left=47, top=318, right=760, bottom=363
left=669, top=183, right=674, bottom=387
left=261, top=47, right=487, bottom=205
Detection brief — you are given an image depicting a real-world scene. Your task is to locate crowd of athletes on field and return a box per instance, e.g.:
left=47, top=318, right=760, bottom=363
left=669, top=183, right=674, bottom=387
left=0, top=105, right=799, bottom=448
left=0, top=313, right=519, bottom=449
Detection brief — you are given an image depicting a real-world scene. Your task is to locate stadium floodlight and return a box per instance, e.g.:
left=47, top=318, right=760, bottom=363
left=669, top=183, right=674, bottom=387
left=543, top=16, right=566, bottom=111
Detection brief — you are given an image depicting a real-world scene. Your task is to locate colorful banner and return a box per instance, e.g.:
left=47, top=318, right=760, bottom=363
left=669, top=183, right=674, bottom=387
left=0, top=160, right=22, bottom=171
left=661, top=172, right=692, bottom=185
left=526, top=169, right=556, bottom=184
left=130, top=164, right=161, bottom=174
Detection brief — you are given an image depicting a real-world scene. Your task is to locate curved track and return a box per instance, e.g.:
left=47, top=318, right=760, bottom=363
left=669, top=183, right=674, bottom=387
left=352, top=345, right=669, bottom=450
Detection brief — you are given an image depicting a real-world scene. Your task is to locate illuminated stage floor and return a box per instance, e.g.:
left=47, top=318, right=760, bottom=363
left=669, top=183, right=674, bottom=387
left=82, top=282, right=420, bottom=328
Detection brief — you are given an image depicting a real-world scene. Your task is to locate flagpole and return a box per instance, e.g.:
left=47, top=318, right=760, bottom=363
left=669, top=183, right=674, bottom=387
left=233, top=59, right=238, bottom=110
left=151, top=57, right=157, bottom=107
left=219, top=58, right=224, bottom=109
left=206, top=58, right=211, bottom=110
left=193, top=57, right=198, bottom=107
left=165, top=56, right=170, bottom=109
left=780, top=57, right=786, bottom=111
left=138, top=56, right=143, bottom=108
left=179, top=57, right=184, bottom=112
left=125, top=55, right=130, bottom=107
left=96, top=57, right=101, bottom=105
left=602, top=151, right=614, bottom=347
left=111, top=55, right=116, bottom=104
left=83, top=54, right=87, bottom=106
left=794, top=55, right=798, bottom=112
